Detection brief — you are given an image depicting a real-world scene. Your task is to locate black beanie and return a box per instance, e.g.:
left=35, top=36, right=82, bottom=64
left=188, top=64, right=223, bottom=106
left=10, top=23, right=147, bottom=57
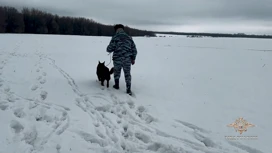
left=114, top=24, right=124, bottom=31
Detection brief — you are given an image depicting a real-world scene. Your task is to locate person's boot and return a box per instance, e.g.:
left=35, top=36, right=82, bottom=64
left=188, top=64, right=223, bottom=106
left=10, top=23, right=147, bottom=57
left=113, top=79, right=119, bottom=89
left=126, top=85, right=132, bottom=95
left=127, top=89, right=132, bottom=95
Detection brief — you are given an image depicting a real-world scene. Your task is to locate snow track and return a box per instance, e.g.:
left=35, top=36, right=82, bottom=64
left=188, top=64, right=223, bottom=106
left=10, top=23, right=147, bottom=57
left=0, top=39, right=70, bottom=153
left=40, top=56, right=215, bottom=152
left=40, top=56, right=249, bottom=153
left=0, top=34, right=270, bottom=153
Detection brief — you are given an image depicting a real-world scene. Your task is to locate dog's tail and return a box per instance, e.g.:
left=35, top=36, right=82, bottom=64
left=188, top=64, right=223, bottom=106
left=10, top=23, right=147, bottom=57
left=110, top=67, right=114, bottom=75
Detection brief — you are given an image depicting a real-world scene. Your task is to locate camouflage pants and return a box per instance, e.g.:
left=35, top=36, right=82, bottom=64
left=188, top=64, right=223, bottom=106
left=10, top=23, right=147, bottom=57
left=113, top=57, right=131, bottom=89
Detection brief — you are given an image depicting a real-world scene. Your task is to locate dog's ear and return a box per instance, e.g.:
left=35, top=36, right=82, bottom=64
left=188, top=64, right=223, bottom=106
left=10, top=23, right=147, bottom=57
left=98, top=60, right=101, bottom=63
left=103, top=61, right=105, bottom=65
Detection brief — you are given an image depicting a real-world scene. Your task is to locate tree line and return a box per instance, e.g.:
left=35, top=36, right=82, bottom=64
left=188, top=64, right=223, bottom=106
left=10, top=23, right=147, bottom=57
left=0, top=6, right=155, bottom=37
left=155, top=31, right=272, bottom=39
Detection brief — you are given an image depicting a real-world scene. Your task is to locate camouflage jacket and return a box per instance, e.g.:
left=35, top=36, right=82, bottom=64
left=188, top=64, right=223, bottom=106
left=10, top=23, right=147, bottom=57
left=107, top=30, right=137, bottom=61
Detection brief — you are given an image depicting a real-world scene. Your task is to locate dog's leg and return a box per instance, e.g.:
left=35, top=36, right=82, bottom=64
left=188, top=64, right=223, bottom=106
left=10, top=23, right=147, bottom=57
left=101, top=79, right=104, bottom=86
left=106, top=80, right=109, bottom=88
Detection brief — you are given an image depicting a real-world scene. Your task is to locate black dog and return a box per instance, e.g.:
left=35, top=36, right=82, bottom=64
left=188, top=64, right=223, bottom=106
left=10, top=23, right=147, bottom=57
left=96, top=61, right=114, bottom=88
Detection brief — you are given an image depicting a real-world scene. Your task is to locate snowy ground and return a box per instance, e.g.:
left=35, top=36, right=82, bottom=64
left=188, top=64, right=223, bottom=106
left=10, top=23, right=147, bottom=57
left=0, top=34, right=271, bottom=153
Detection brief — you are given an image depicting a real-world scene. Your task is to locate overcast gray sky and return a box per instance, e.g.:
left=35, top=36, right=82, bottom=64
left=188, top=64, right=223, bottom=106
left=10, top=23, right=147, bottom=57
left=1, top=0, right=272, bottom=34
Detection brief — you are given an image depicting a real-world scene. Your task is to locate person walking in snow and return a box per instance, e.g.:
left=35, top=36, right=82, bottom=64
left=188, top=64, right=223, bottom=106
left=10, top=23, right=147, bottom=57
left=106, top=24, right=138, bottom=95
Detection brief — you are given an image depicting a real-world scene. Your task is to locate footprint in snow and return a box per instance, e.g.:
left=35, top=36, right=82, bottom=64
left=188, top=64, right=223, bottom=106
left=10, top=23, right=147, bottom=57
left=35, top=112, right=54, bottom=123
left=56, top=144, right=61, bottom=153
left=23, top=126, right=38, bottom=146
left=95, top=128, right=106, bottom=139
left=40, top=78, right=46, bottom=84
left=147, top=143, right=167, bottom=152
left=36, top=76, right=42, bottom=80
left=40, top=91, right=48, bottom=100
left=95, top=105, right=111, bottom=112
left=93, top=121, right=100, bottom=127
left=0, top=103, right=9, bottom=110
left=136, top=106, right=157, bottom=124
left=36, top=69, right=40, bottom=72
left=117, top=119, right=122, bottom=124
left=56, top=115, right=69, bottom=135
left=135, top=131, right=151, bottom=144
left=7, top=94, right=17, bottom=103
left=31, top=85, right=39, bottom=91
left=136, top=106, right=145, bottom=118
left=127, top=100, right=135, bottom=109
left=13, top=107, right=26, bottom=118
left=10, top=120, right=24, bottom=133
left=42, top=72, right=47, bottom=76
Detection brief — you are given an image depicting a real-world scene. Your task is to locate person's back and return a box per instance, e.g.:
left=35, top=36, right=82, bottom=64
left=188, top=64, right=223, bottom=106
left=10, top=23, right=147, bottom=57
left=108, top=28, right=136, bottom=61
left=106, top=24, right=137, bottom=95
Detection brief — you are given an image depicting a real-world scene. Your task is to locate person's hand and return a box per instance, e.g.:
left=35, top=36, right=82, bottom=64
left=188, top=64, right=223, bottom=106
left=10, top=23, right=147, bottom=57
left=131, top=60, right=135, bottom=65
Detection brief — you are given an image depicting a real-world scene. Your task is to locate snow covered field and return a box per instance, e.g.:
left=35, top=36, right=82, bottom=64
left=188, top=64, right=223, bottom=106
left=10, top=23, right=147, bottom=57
left=0, top=34, right=271, bottom=153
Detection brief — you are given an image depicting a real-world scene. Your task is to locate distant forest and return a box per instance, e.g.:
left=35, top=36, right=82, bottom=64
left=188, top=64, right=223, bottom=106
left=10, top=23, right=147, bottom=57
left=0, top=6, right=155, bottom=36
left=155, top=31, right=272, bottom=39
left=1, top=6, right=272, bottom=39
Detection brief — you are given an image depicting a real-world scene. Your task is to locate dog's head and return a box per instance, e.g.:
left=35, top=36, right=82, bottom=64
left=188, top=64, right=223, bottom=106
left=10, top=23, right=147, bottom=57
left=97, top=61, right=105, bottom=68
